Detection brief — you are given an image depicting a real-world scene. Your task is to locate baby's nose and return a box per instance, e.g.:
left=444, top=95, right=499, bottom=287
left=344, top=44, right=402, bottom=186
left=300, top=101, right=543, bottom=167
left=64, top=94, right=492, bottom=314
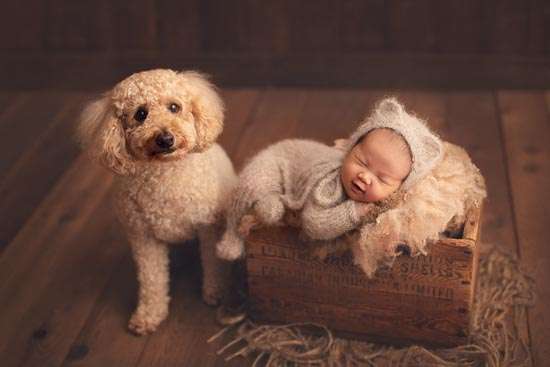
left=358, top=172, right=372, bottom=185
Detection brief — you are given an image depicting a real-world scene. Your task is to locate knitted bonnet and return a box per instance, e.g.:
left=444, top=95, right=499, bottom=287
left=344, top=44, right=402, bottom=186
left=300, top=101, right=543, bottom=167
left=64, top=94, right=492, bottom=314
left=345, top=97, right=443, bottom=191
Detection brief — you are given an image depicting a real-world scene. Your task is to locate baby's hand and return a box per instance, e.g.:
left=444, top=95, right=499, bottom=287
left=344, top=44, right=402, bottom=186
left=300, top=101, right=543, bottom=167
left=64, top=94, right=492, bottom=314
left=356, top=202, right=376, bottom=217
left=238, top=214, right=260, bottom=236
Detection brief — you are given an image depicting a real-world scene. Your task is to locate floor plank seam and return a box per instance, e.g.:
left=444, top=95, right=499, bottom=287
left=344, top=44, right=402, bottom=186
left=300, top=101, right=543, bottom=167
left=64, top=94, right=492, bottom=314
left=493, top=90, right=536, bottom=367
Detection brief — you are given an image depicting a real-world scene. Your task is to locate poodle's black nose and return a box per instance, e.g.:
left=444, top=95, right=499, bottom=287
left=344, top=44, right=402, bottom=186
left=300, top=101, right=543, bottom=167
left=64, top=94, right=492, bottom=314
left=155, top=132, right=174, bottom=150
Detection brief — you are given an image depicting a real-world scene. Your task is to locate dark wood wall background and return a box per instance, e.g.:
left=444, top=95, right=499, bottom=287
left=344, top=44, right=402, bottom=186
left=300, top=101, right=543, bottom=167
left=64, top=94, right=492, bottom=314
left=1, top=0, right=550, bottom=89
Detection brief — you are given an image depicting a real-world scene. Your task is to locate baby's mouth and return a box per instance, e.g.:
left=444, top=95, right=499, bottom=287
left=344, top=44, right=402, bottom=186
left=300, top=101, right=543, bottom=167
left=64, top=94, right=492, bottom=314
left=352, top=180, right=366, bottom=193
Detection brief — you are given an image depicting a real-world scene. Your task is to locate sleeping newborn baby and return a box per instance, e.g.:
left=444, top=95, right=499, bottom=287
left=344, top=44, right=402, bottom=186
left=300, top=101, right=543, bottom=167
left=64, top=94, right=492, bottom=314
left=216, top=97, right=443, bottom=261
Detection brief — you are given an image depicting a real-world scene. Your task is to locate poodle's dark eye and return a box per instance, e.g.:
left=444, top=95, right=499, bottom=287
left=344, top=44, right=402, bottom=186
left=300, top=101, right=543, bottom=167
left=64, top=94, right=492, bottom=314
left=134, top=107, right=148, bottom=123
left=168, top=103, right=180, bottom=113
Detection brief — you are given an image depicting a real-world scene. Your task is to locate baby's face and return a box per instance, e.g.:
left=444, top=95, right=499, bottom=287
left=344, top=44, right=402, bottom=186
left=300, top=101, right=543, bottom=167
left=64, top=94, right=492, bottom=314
left=341, top=129, right=412, bottom=203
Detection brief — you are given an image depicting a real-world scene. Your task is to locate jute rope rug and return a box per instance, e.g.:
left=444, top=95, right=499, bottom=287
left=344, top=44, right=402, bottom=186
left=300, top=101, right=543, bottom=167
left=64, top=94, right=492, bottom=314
left=208, top=245, right=535, bottom=366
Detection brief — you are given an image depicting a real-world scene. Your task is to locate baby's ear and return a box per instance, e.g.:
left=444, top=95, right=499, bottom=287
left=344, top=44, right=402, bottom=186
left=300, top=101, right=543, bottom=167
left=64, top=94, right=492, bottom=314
left=179, top=71, right=224, bottom=152
left=77, top=96, right=135, bottom=175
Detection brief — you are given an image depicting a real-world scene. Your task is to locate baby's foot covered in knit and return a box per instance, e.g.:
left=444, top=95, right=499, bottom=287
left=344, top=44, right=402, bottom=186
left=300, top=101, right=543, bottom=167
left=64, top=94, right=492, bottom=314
left=254, top=195, right=285, bottom=226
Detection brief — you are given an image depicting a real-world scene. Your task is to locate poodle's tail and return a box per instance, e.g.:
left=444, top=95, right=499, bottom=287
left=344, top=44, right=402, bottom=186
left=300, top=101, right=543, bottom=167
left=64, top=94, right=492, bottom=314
left=216, top=225, right=245, bottom=261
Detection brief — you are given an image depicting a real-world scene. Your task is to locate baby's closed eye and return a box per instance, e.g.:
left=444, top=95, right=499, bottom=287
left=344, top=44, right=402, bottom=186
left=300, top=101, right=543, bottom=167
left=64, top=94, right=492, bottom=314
left=380, top=175, right=394, bottom=184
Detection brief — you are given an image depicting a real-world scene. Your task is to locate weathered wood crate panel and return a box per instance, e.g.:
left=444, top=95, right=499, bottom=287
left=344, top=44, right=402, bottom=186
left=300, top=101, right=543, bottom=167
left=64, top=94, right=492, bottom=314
left=245, top=207, right=482, bottom=347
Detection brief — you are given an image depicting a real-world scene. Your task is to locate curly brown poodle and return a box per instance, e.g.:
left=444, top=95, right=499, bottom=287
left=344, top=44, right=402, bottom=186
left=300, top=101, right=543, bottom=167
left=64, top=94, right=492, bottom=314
left=77, top=69, right=237, bottom=335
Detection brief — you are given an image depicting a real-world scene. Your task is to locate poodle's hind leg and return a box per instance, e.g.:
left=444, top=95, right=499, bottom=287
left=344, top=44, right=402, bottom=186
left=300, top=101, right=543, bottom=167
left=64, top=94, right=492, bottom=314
left=199, top=223, right=232, bottom=306
left=128, top=236, right=170, bottom=335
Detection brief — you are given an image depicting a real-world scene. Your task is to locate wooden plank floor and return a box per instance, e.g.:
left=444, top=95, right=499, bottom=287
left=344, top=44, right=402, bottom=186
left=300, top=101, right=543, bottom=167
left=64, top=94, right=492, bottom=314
left=0, top=88, right=548, bottom=366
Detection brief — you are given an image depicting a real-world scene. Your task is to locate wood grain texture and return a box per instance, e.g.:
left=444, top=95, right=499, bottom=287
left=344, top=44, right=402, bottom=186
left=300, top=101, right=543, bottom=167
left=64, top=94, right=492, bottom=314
left=231, top=88, right=308, bottom=170
left=1, top=1, right=549, bottom=90
left=1, top=0, right=547, bottom=56
left=434, top=0, right=482, bottom=53
left=0, top=94, right=32, bottom=146
left=293, top=89, right=386, bottom=144
left=0, top=93, right=89, bottom=252
left=113, top=1, right=157, bottom=50
left=45, top=0, right=96, bottom=50
left=156, top=0, right=201, bottom=52
left=498, top=90, right=550, bottom=366
left=3, top=52, right=550, bottom=90
left=463, top=204, right=483, bottom=242
left=0, top=92, right=24, bottom=116
left=288, top=1, right=341, bottom=53
left=60, top=257, right=147, bottom=367
left=0, top=92, right=73, bottom=174
left=0, top=2, right=47, bottom=50
left=387, top=0, right=437, bottom=52
left=340, top=0, right=387, bottom=52
left=218, top=88, right=262, bottom=158
left=393, top=91, right=448, bottom=134
left=528, top=0, right=546, bottom=55
left=17, top=199, right=122, bottom=367
left=0, top=157, right=114, bottom=367
left=444, top=92, right=518, bottom=253
left=246, top=0, right=290, bottom=55
left=202, top=0, right=248, bottom=53
left=545, top=2, right=550, bottom=54
left=486, top=0, right=530, bottom=54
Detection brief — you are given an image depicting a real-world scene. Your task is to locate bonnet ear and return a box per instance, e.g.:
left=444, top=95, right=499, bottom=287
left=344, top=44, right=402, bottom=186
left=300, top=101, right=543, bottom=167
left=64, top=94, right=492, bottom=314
left=416, top=133, right=444, bottom=174
left=76, top=96, right=135, bottom=175
left=376, top=97, right=404, bottom=115
left=422, top=134, right=443, bottom=161
left=400, top=121, right=444, bottom=190
left=179, top=71, right=224, bottom=152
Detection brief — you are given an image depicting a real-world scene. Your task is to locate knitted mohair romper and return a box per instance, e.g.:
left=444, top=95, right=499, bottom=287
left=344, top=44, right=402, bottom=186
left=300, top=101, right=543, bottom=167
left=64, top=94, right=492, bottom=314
left=215, top=139, right=366, bottom=260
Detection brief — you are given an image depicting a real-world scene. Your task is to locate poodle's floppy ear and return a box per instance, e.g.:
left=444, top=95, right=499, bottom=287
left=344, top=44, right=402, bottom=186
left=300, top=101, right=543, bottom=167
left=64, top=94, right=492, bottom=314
left=180, top=71, right=224, bottom=152
left=76, top=96, right=135, bottom=175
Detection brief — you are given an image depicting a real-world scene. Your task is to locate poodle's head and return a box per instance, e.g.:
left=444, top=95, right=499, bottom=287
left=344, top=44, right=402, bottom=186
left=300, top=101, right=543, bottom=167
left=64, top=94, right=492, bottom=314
left=77, top=69, right=224, bottom=175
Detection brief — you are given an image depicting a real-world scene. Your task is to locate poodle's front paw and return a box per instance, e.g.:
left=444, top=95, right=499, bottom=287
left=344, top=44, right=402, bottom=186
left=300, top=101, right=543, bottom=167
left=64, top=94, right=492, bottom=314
left=128, top=308, right=168, bottom=336
left=216, top=241, right=244, bottom=261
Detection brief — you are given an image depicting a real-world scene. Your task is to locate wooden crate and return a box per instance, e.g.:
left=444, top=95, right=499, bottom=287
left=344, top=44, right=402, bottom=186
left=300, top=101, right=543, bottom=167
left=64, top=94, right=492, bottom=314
left=245, top=206, right=482, bottom=347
